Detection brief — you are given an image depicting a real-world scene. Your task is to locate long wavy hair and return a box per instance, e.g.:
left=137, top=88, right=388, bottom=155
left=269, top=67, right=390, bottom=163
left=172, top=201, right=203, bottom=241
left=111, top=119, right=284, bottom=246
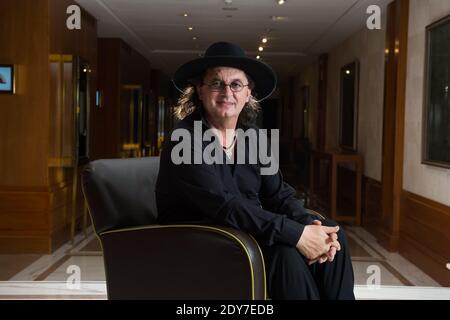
left=174, top=70, right=261, bottom=127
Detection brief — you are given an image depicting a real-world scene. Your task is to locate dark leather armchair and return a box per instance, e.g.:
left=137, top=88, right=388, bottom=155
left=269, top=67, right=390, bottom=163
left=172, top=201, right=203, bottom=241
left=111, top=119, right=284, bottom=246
left=81, top=157, right=266, bottom=300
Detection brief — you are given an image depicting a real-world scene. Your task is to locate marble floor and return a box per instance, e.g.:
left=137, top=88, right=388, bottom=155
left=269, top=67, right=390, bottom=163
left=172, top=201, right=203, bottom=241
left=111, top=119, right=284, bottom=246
left=0, top=225, right=449, bottom=300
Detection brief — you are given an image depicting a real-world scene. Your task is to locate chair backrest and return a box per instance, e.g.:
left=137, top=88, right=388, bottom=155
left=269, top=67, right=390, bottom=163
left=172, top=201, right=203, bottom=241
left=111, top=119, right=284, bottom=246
left=81, top=157, right=160, bottom=234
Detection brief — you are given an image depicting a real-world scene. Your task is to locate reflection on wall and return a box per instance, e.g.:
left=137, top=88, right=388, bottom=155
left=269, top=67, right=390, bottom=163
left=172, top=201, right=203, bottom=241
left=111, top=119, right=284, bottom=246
left=121, top=85, right=143, bottom=157
left=157, top=96, right=165, bottom=152
left=49, top=54, right=75, bottom=170
left=142, top=92, right=157, bottom=156
left=77, top=60, right=90, bottom=160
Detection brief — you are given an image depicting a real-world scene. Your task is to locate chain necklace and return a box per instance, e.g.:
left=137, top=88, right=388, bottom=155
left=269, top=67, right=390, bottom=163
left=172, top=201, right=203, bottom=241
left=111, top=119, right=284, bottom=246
left=222, top=135, right=237, bottom=150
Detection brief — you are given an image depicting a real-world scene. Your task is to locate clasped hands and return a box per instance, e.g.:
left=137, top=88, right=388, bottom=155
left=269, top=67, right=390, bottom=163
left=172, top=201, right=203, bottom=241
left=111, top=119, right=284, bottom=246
left=296, top=220, right=341, bottom=265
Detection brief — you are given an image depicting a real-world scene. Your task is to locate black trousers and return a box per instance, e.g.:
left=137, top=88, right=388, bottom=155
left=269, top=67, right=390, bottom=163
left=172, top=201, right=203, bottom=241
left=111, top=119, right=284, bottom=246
left=261, top=219, right=355, bottom=300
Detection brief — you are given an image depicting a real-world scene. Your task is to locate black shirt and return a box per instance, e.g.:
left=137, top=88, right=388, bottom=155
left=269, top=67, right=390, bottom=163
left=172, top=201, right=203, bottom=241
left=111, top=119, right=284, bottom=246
left=155, top=111, right=315, bottom=247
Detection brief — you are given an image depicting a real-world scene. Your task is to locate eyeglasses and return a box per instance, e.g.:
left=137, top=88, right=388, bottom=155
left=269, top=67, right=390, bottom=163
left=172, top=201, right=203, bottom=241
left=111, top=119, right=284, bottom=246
left=205, top=80, right=249, bottom=92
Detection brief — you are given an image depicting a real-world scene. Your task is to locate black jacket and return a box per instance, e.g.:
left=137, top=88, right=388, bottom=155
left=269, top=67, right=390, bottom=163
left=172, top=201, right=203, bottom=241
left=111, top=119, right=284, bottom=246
left=155, top=111, right=315, bottom=247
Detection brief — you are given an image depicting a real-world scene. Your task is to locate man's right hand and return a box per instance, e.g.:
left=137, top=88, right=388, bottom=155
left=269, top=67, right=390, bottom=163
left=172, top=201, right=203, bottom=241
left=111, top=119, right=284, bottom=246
left=296, top=224, right=340, bottom=260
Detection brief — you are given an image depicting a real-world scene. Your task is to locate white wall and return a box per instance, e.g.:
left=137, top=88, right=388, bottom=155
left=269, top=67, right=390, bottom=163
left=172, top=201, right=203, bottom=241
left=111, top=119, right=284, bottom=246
left=403, top=0, right=450, bottom=205
left=325, top=18, right=386, bottom=181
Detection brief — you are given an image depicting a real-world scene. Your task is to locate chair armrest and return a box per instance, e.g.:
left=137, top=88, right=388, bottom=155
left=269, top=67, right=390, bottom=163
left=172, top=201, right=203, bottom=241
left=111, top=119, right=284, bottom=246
left=99, top=224, right=266, bottom=300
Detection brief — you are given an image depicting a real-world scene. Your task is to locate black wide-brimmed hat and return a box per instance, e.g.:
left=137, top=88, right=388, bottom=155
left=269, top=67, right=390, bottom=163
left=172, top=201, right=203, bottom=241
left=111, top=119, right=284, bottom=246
left=173, top=42, right=277, bottom=101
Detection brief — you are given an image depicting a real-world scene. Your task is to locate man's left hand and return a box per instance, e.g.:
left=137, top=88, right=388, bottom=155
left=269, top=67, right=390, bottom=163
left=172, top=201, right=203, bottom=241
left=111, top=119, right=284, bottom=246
left=307, top=219, right=340, bottom=265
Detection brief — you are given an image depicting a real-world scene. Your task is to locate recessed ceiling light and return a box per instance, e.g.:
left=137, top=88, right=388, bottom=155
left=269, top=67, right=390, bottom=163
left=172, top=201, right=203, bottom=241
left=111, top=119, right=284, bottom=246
left=183, top=13, right=188, bottom=17
left=188, top=27, right=193, bottom=31
left=262, top=38, right=268, bottom=43
left=277, top=0, right=286, bottom=5
left=256, top=55, right=260, bottom=59
left=346, top=70, right=351, bottom=74
left=258, top=46, right=264, bottom=52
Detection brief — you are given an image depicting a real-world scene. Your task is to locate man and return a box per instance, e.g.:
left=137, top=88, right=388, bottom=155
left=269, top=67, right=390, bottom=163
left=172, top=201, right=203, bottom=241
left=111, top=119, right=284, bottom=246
left=156, top=41, right=355, bottom=300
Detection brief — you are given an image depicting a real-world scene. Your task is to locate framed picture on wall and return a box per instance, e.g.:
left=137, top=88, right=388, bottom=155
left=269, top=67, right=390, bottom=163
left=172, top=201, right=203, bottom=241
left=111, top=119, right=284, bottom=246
left=0, top=64, right=15, bottom=94
left=339, top=60, right=359, bottom=152
left=422, top=15, right=450, bottom=168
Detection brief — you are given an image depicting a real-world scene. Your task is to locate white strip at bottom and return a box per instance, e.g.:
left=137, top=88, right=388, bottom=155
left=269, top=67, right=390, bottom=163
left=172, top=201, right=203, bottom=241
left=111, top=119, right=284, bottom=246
left=0, top=282, right=449, bottom=300
left=354, top=285, right=450, bottom=300
left=0, top=281, right=106, bottom=296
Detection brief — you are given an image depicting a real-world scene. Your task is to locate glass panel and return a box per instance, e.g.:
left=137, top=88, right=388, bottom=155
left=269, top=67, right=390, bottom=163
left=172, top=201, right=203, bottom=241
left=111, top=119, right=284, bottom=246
left=77, top=61, right=88, bottom=159
left=424, top=16, right=450, bottom=166
left=121, top=86, right=143, bottom=157
left=340, top=61, right=359, bottom=151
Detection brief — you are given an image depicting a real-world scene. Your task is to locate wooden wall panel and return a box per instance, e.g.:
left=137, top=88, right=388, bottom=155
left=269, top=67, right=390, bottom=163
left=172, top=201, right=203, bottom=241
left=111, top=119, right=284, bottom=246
left=120, top=41, right=152, bottom=91
left=400, top=191, right=450, bottom=286
left=0, top=0, right=97, bottom=253
left=0, top=0, right=51, bottom=253
left=0, top=0, right=50, bottom=187
left=0, top=190, right=51, bottom=253
left=92, top=38, right=121, bottom=160
left=373, top=0, right=409, bottom=251
left=49, top=0, right=97, bottom=65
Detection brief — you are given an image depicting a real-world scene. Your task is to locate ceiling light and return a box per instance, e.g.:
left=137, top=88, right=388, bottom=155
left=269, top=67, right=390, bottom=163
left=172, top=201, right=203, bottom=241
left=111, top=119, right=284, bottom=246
left=192, top=36, right=198, bottom=40
left=262, top=38, right=268, bottom=43
left=188, top=27, right=193, bottom=31
left=346, top=70, right=351, bottom=75
left=271, top=16, right=287, bottom=21
left=277, top=0, right=285, bottom=5
left=256, top=55, right=260, bottom=59
left=258, top=46, right=264, bottom=52
left=183, top=13, right=188, bottom=17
